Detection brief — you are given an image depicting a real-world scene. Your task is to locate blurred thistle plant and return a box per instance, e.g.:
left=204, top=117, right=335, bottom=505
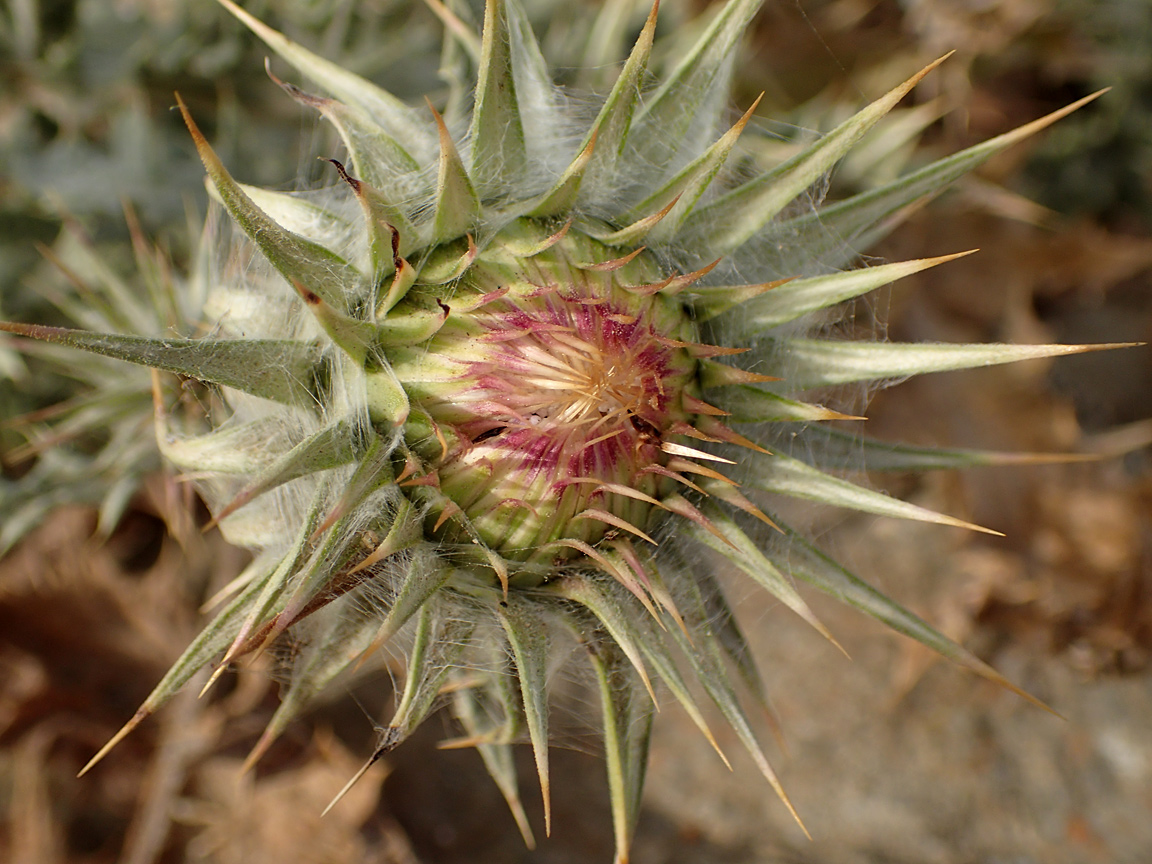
left=0, top=0, right=1125, bottom=859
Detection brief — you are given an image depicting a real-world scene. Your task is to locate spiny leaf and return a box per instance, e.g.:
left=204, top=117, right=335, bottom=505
left=639, top=94, right=764, bottom=243
left=727, top=250, right=975, bottom=332
left=498, top=594, right=553, bottom=835
left=685, top=503, right=840, bottom=647
left=663, top=597, right=809, bottom=838
left=358, top=548, right=453, bottom=665
left=468, top=0, right=527, bottom=197
left=452, top=686, right=536, bottom=848
left=684, top=55, right=951, bottom=256
left=779, top=338, right=1134, bottom=390
left=575, top=0, right=659, bottom=201
left=760, top=90, right=1109, bottom=273
left=270, top=71, right=423, bottom=197
left=244, top=594, right=383, bottom=771
left=630, top=0, right=764, bottom=170
left=0, top=323, right=323, bottom=406
left=389, top=606, right=475, bottom=740
left=177, top=94, right=364, bottom=311
left=788, top=425, right=1097, bottom=472
left=744, top=451, right=1001, bottom=535
left=78, top=554, right=279, bottom=776
left=429, top=101, right=482, bottom=242
left=589, top=639, right=653, bottom=864
left=504, top=0, right=565, bottom=169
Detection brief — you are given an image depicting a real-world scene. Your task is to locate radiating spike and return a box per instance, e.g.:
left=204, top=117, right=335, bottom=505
left=728, top=251, right=977, bottom=333
left=322, top=752, right=384, bottom=817
left=176, top=94, right=363, bottom=310
left=764, top=90, right=1110, bottom=274
left=698, top=359, right=781, bottom=387
left=349, top=499, right=421, bottom=574
left=354, top=552, right=453, bottom=669
left=325, top=159, right=414, bottom=282
left=428, top=100, right=482, bottom=242
left=588, top=638, right=654, bottom=864
left=692, top=503, right=843, bottom=653
left=660, top=493, right=736, bottom=549
left=781, top=338, right=1140, bottom=390
left=630, top=0, right=765, bottom=170
left=640, top=94, right=765, bottom=244
left=268, top=69, right=422, bottom=239
left=574, top=509, right=658, bottom=545
left=718, top=383, right=866, bottom=423
left=82, top=554, right=283, bottom=774
left=290, top=279, right=376, bottom=365
left=621, top=258, right=720, bottom=296
left=661, top=582, right=810, bottom=838
left=746, top=450, right=1003, bottom=535
left=689, top=277, right=793, bottom=321
left=701, top=479, right=781, bottom=532
left=0, top=322, right=322, bottom=407
left=586, top=196, right=680, bottom=247
left=796, top=425, right=1102, bottom=472
left=695, top=415, right=770, bottom=453
left=498, top=596, right=553, bottom=835
left=683, top=54, right=954, bottom=256
left=576, top=0, right=660, bottom=198
left=681, top=394, right=730, bottom=416
left=468, top=0, right=526, bottom=195
left=660, top=440, right=736, bottom=464
left=551, top=574, right=657, bottom=705
left=206, top=421, right=358, bottom=530
left=530, top=132, right=598, bottom=217
left=576, top=246, right=646, bottom=272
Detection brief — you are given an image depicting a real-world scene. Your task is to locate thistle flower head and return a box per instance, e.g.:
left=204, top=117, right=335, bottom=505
left=0, top=0, right=1121, bottom=859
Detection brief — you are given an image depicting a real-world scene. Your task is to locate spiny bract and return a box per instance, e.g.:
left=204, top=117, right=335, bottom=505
left=0, top=0, right=1115, bottom=858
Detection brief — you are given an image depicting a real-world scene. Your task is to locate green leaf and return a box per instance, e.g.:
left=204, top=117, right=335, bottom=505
left=588, top=638, right=653, bottom=864
left=79, top=552, right=280, bottom=776
left=498, top=594, right=553, bottom=834
left=760, top=90, right=1107, bottom=273
left=663, top=592, right=808, bottom=837
left=207, top=421, right=359, bottom=526
left=630, top=0, right=764, bottom=172
left=683, top=56, right=949, bottom=256
left=786, top=425, right=1094, bottom=472
left=635, top=95, right=763, bottom=243
left=451, top=684, right=536, bottom=848
left=572, top=0, right=659, bottom=204
left=715, top=383, right=860, bottom=423
left=468, top=0, right=527, bottom=197
left=0, top=323, right=323, bottom=406
left=388, top=606, right=476, bottom=741
left=429, top=103, right=482, bottom=243
left=272, top=76, right=423, bottom=194
left=727, top=251, right=973, bottom=332
left=245, top=590, right=384, bottom=770
left=684, top=503, right=838, bottom=644
left=778, top=338, right=1124, bottom=390
left=177, top=95, right=364, bottom=311
left=744, top=451, right=998, bottom=534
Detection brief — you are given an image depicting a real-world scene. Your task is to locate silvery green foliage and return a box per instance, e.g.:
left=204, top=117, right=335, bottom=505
left=0, top=0, right=1113, bottom=858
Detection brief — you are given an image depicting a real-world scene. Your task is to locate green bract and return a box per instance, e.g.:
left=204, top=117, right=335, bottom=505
left=0, top=0, right=1119, bottom=859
